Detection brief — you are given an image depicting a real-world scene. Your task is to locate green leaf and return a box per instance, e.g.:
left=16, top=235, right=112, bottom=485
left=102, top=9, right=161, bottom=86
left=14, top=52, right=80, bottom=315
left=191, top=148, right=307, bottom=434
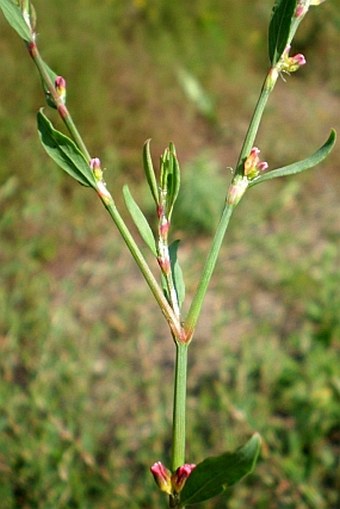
left=180, top=433, right=261, bottom=506
left=123, top=185, right=157, bottom=256
left=143, top=139, right=159, bottom=206
left=268, top=0, right=297, bottom=65
left=160, top=143, right=181, bottom=219
left=169, top=240, right=185, bottom=309
left=37, top=110, right=96, bottom=188
left=0, top=0, right=32, bottom=42
left=249, top=129, right=337, bottom=187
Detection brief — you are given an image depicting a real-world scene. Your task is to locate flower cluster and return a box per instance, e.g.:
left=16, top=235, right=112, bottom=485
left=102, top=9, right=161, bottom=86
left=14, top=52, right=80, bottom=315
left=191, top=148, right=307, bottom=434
left=243, top=147, right=268, bottom=180
left=55, top=76, right=67, bottom=104
left=150, top=461, right=196, bottom=496
left=295, top=0, right=327, bottom=18
left=90, top=157, right=112, bottom=205
left=278, top=45, right=306, bottom=75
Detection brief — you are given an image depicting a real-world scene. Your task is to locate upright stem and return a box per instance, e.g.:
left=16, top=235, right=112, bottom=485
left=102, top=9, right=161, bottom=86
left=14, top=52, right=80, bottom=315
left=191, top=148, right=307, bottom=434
left=184, top=68, right=277, bottom=338
left=185, top=203, right=234, bottom=337
left=26, top=39, right=184, bottom=340
left=104, top=200, right=183, bottom=339
left=171, top=342, right=188, bottom=472
left=235, top=70, right=274, bottom=172
left=27, top=41, right=91, bottom=160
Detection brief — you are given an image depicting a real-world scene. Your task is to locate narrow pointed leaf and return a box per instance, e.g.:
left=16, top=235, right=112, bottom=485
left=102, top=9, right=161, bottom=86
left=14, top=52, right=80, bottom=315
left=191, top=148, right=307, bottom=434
left=143, top=139, right=159, bottom=205
left=268, top=0, right=297, bottom=64
left=160, top=143, right=181, bottom=219
left=249, top=129, right=336, bottom=187
left=123, top=185, right=157, bottom=255
left=180, top=433, right=261, bottom=506
left=0, top=0, right=32, bottom=42
left=37, top=110, right=96, bottom=187
left=169, top=240, right=185, bottom=309
left=169, top=143, right=181, bottom=217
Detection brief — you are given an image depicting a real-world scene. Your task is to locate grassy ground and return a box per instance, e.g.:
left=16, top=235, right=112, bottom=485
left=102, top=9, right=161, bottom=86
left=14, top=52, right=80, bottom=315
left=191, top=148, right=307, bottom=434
left=0, top=1, right=339, bottom=508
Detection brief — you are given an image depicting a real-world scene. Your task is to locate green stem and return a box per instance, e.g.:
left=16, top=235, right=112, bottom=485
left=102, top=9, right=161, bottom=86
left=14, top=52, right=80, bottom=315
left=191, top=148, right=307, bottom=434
left=26, top=40, right=183, bottom=340
left=184, top=69, right=278, bottom=338
left=235, top=68, right=277, bottom=172
left=104, top=201, right=183, bottom=339
left=27, top=41, right=91, bottom=160
left=184, top=203, right=234, bottom=337
left=171, top=342, right=188, bottom=472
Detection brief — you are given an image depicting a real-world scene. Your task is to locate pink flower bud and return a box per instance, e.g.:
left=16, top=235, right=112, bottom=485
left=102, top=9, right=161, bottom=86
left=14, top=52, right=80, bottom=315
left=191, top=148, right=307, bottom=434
left=257, top=161, right=269, bottom=172
left=289, top=53, right=307, bottom=71
left=279, top=46, right=306, bottom=74
left=295, top=2, right=309, bottom=18
left=171, top=464, right=196, bottom=493
left=150, top=462, right=172, bottom=495
left=55, top=76, right=67, bottom=103
left=159, top=217, right=170, bottom=237
left=90, top=157, right=101, bottom=171
left=90, top=157, right=103, bottom=181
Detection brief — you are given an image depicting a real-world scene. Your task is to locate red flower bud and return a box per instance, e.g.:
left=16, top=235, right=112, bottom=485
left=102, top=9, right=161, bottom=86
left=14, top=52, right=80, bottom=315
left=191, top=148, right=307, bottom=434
left=90, top=157, right=103, bottom=180
left=279, top=46, right=306, bottom=74
left=55, top=76, right=67, bottom=103
left=171, top=464, right=196, bottom=493
left=150, top=462, right=172, bottom=495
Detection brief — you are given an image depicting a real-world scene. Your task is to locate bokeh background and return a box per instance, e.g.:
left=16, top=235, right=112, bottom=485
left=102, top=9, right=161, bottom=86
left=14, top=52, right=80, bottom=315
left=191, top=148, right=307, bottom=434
left=0, top=1, right=339, bottom=507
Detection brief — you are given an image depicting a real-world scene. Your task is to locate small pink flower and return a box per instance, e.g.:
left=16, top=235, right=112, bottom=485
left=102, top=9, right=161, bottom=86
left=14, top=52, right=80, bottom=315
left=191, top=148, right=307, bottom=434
left=90, top=157, right=101, bottom=171
left=171, top=464, right=196, bottom=493
left=90, top=157, right=103, bottom=181
left=279, top=46, right=306, bottom=74
left=257, top=161, right=269, bottom=172
left=243, top=147, right=268, bottom=180
left=55, top=76, right=66, bottom=103
left=150, top=461, right=172, bottom=495
left=290, top=53, right=306, bottom=68
left=295, top=2, right=308, bottom=18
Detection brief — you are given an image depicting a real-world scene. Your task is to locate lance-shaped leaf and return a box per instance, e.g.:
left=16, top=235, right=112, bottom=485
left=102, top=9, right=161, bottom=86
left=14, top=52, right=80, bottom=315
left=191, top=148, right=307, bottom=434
left=249, top=129, right=336, bottom=187
left=0, top=0, right=32, bottom=42
left=123, top=185, right=157, bottom=255
left=37, top=110, right=96, bottom=188
left=160, top=143, right=181, bottom=220
left=268, top=0, right=297, bottom=65
left=180, top=433, right=261, bottom=506
left=169, top=240, right=185, bottom=309
left=143, top=139, right=159, bottom=206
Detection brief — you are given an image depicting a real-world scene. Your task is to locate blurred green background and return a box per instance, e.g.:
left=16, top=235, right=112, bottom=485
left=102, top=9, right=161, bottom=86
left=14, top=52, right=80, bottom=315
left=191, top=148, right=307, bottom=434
left=0, top=1, right=339, bottom=507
